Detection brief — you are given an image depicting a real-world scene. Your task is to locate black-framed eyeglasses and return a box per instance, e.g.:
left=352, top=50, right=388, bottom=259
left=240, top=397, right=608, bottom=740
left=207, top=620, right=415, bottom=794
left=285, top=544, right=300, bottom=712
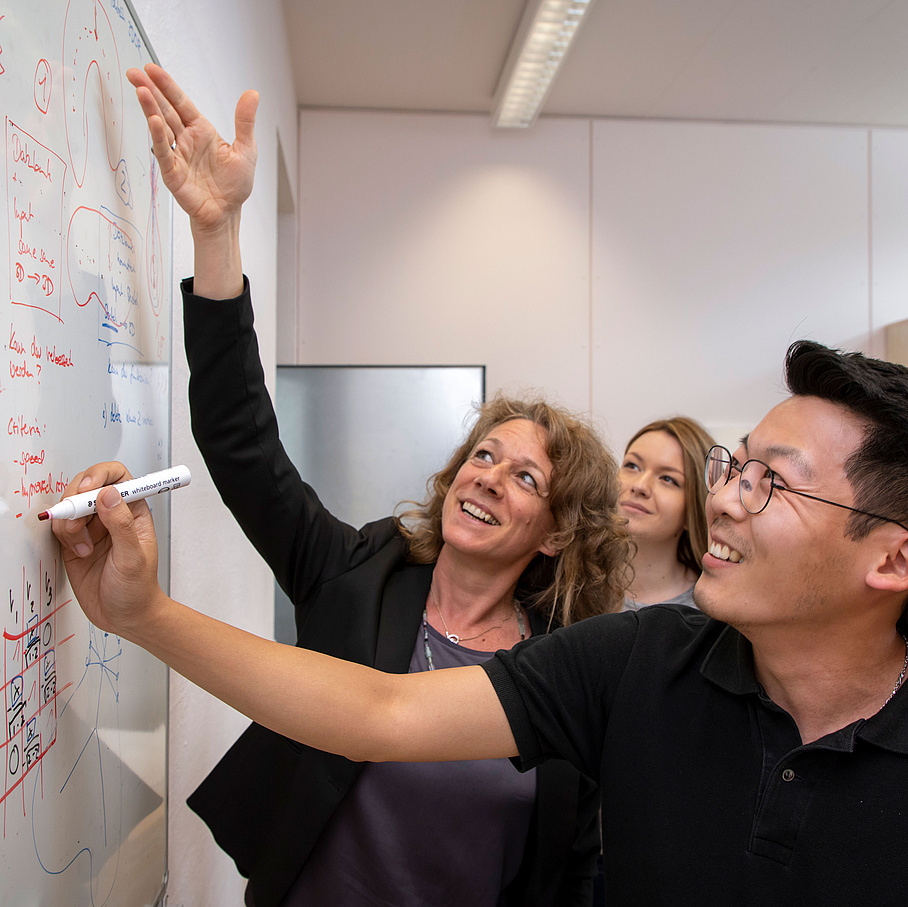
left=704, top=445, right=908, bottom=532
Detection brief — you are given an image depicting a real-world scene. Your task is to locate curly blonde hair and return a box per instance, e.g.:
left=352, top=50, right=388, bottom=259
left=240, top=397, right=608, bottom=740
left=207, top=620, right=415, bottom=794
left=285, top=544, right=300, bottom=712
left=396, top=393, right=632, bottom=626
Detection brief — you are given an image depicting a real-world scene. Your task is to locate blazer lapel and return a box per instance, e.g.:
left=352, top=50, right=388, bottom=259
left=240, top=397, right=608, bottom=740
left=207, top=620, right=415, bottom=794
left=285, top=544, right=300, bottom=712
left=374, top=562, right=434, bottom=673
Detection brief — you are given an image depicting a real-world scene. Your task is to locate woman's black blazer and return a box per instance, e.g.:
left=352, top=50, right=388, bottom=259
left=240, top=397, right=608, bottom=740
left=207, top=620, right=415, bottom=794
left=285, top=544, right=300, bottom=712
left=182, top=279, right=600, bottom=907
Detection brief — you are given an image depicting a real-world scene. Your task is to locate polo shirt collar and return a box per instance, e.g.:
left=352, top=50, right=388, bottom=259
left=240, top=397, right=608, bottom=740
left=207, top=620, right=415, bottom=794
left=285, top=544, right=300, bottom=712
left=700, top=623, right=760, bottom=695
left=859, top=614, right=908, bottom=754
left=699, top=617, right=908, bottom=755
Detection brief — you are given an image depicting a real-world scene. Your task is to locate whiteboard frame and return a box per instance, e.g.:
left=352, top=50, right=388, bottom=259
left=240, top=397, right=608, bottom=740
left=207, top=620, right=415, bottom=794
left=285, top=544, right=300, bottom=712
left=121, top=3, right=171, bottom=902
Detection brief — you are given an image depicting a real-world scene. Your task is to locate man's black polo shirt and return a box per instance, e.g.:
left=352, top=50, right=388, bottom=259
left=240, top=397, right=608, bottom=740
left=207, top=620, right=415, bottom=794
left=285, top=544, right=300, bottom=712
left=482, top=605, right=908, bottom=905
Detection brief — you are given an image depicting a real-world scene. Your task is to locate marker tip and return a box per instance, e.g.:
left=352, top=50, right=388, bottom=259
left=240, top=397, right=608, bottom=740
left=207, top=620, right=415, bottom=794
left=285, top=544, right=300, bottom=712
left=37, top=511, right=50, bottom=522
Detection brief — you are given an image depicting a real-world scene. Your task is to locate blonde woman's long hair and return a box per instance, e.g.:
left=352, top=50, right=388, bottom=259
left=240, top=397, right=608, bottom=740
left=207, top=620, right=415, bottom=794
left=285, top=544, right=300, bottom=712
left=624, top=416, right=716, bottom=576
left=396, top=393, right=632, bottom=626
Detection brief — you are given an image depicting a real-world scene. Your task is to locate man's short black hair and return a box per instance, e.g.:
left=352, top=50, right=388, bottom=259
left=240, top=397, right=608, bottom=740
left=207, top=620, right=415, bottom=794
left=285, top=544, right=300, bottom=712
left=785, top=340, right=908, bottom=538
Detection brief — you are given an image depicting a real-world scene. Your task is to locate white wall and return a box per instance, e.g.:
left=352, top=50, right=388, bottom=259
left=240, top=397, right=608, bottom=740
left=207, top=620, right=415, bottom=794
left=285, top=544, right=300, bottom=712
left=296, top=111, right=908, bottom=456
left=128, top=1, right=298, bottom=904
left=872, top=129, right=908, bottom=357
left=297, top=112, right=593, bottom=409
left=591, top=119, right=870, bottom=450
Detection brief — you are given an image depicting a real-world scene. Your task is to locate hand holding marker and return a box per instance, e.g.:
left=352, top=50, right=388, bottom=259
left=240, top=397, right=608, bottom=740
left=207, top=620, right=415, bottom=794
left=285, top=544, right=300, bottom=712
left=38, top=465, right=192, bottom=521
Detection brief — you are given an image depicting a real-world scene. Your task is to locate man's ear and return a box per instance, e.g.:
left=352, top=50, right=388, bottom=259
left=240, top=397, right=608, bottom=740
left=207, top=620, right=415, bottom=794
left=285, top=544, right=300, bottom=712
left=866, top=533, right=908, bottom=593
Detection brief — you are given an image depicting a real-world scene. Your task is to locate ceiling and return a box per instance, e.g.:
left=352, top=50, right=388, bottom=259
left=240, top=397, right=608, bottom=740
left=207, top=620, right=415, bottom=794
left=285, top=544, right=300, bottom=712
left=281, top=0, right=908, bottom=128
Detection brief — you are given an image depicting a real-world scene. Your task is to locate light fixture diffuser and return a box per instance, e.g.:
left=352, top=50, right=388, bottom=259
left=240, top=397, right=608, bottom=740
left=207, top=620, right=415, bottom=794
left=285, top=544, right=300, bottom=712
left=491, top=0, right=597, bottom=129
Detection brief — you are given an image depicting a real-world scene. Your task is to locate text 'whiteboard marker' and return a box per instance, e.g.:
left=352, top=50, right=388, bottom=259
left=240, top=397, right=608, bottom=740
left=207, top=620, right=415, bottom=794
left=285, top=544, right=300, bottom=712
left=38, top=465, right=191, bottom=521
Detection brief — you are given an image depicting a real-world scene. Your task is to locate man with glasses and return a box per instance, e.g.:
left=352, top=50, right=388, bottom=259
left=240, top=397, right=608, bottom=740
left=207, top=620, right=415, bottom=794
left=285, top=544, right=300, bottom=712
left=58, top=340, right=908, bottom=904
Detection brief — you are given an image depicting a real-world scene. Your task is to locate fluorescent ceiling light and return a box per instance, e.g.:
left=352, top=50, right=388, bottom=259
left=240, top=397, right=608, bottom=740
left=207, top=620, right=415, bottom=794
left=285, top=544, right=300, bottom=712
left=492, top=0, right=597, bottom=129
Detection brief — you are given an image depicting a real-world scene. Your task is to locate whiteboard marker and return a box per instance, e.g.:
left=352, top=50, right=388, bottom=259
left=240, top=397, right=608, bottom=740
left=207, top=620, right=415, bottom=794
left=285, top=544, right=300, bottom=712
left=37, top=465, right=191, bottom=521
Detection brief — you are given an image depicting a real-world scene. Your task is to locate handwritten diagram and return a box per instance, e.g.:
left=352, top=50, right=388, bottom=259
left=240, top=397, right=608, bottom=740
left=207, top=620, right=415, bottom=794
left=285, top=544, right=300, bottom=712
left=7, top=120, right=66, bottom=322
left=2, top=560, right=63, bottom=818
left=1, top=2, right=170, bottom=904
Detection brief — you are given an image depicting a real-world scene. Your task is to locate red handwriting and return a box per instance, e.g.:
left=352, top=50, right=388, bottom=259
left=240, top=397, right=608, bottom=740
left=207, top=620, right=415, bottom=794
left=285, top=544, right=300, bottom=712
left=9, top=359, right=37, bottom=380
left=1, top=556, right=66, bottom=809
left=13, top=198, right=34, bottom=230
left=17, top=471, right=68, bottom=507
left=8, top=330, right=41, bottom=380
left=34, top=59, right=51, bottom=114
left=45, top=346, right=73, bottom=368
left=7, top=327, right=65, bottom=379
left=8, top=415, right=43, bottom=438
left=9, top=325, right=25, bottom=355
left=15, top=450, right=46, bottom=474
left=15, top=239, right=55, bottom=269
left=24, top=272, right=53, bottom=297
left=12, top=133, right=52, bottom=183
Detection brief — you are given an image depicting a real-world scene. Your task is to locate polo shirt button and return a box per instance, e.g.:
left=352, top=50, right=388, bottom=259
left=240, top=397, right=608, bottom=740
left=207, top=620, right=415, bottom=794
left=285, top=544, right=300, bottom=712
left=782, top=768, right=795, bottom=782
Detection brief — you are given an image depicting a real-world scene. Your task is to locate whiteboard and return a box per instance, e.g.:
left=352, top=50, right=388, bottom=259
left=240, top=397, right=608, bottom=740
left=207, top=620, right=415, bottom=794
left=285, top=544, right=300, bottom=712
left=0, top=1, right=170, bottom=905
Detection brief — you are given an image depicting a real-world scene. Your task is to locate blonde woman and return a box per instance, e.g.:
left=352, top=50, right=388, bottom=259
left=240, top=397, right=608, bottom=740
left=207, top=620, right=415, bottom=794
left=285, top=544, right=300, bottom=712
left=618, top=417, right=715, bottom=610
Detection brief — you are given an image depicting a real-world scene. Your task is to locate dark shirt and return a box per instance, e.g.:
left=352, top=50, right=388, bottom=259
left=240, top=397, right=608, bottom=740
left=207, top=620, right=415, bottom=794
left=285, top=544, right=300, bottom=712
left=285, top=623, right=536, bottom=906
left=482, top=605, right=908, bottom=905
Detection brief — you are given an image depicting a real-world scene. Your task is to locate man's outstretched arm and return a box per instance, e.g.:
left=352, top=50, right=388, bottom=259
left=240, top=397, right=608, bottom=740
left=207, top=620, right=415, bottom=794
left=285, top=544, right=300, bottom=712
left=53, top=463, right=518, bottom=763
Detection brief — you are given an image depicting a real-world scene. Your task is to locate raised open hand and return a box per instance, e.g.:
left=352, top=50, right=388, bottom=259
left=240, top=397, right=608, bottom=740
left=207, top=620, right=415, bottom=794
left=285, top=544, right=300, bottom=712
left=127, top=63, right=259, bottom=237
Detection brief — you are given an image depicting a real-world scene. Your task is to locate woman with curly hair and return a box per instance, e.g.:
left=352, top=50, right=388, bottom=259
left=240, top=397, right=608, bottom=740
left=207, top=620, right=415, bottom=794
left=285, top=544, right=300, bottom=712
left=399, top=393, right=632, bottom=630
left=121, top=63, right=632, bottom=907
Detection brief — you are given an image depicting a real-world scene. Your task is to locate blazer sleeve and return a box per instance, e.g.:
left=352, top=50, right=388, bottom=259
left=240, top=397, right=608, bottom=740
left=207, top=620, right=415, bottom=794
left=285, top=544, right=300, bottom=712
left=182, top=277, right=395, bottom=614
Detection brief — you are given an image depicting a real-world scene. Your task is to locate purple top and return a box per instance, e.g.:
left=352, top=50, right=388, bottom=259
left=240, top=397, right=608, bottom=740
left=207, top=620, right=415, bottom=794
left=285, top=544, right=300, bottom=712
left=281, top=624, right=537, bottom=906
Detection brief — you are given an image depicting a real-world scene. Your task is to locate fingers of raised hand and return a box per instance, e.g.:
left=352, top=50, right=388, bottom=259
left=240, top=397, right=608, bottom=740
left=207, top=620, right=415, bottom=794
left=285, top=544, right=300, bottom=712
left=128, top=65, right=190, bottom=154
left=234, top=90, right=260, bottom=149
left=127, top=85, right=175, bottom=163
left=146, top=109, right=178, bottom=162
left=143, top=63, right=204, bottom=137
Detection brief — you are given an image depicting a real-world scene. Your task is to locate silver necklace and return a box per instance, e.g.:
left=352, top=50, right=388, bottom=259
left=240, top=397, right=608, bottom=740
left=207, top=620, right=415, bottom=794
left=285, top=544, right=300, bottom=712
left=881, top=632, right=908, bottom=710
left=422, top=590, right=527, bottom=672
left=421, top=608, right=527, bottom=671
left=430, top=585, right=524, bottom=645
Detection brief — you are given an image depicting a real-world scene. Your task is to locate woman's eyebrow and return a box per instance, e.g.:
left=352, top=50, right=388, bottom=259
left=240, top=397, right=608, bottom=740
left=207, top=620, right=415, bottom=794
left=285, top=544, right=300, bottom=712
left=481, top=435, right=544, bottom=472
